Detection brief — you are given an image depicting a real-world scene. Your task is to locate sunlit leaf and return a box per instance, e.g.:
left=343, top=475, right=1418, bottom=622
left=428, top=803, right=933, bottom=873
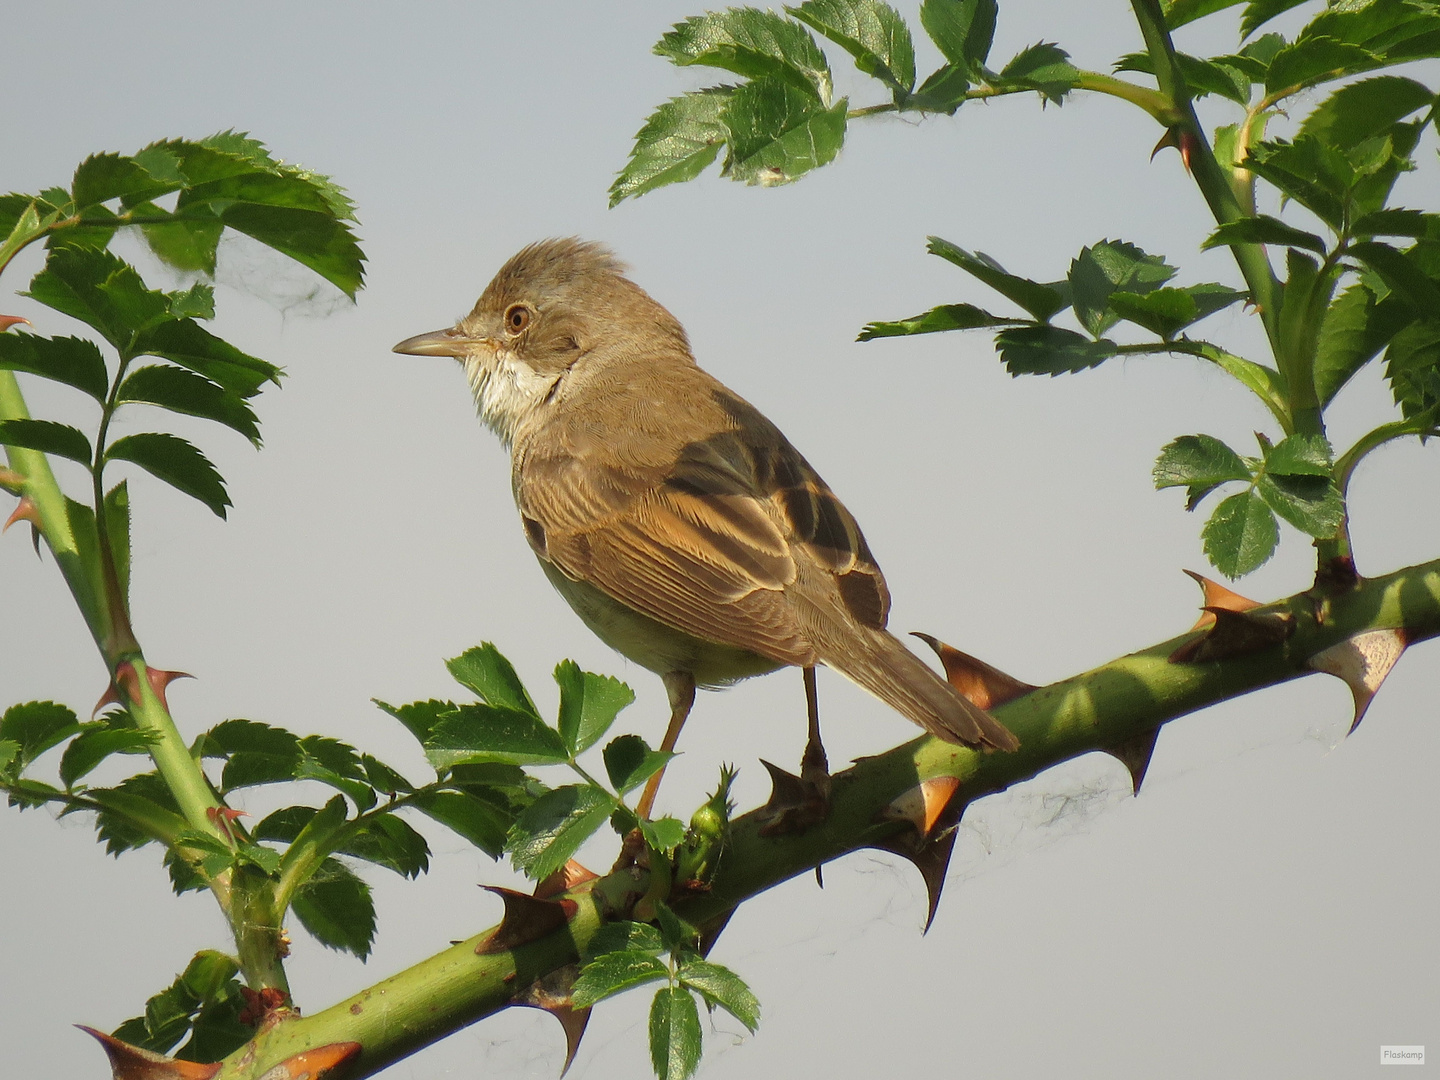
left=425, top=704, right=568, bottom=769
left=611, top=88, right=733, bottom=205
left=446, top=643, right=540, bottom=717
left=927, top=237, right=1070, bottom=321
left=1203, top=490, right=1279, bottom=577
left=649, top=986, right=703, bottom=1080
left=571, top=951, right=671, bottom=1007
left=857, top=302, right=1024, bottom=340
left=105, top=432, right=230, bottom=518
left=677, top=957, right=761, bottom=1032
left=721, top=78, right=847, bottom=186
left=506, top=784, right=617, bottom=881
left=789, top=0, right=916, bottom=94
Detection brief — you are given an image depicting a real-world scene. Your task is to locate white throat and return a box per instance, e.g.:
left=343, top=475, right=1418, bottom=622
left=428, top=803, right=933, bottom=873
left=462, top=348, right=556, bottom=447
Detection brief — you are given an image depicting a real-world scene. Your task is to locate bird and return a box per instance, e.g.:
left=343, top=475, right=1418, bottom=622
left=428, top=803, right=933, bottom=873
left=394, top=238, right=1018, bottom=818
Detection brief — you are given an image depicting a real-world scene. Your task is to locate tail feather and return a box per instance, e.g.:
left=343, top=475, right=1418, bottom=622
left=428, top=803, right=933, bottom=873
left=824, top=629, right=1020, bottom=751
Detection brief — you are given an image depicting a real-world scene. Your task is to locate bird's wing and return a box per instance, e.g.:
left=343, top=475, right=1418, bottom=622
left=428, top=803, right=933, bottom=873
left=517, top=409, right=886, bottom=667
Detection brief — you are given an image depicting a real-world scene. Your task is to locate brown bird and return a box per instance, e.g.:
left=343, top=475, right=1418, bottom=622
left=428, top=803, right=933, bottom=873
left=395, top=239, right=1017, bottom=816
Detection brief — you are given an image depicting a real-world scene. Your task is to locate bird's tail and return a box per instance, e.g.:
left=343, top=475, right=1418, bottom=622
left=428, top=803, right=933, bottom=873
left=826, top=629, right=1020, bottom=752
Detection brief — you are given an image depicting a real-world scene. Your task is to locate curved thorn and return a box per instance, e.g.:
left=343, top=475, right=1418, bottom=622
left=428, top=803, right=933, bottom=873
left=1104, top=727, right=1161, bottom=795
left=1183, top=569, right=1261, bottom=630
left=1308, top=628, right=1409, bottom=734
left=77, top=1025, right=221, bottom=1080
left=476, top=887, right=576, bottom=955
left=514, top=966, right=592, bottom=1077
left=4, top=495, right=39, bottom=532
left=880, top=775, right=961, bottom=838
left=534, top=859, right=597, bottom=900
left=911, top=633, right=1036, bottom=709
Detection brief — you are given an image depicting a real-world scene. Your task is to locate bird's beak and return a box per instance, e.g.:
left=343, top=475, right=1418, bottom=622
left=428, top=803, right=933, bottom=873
left=392, top=327, right=482, bottom=357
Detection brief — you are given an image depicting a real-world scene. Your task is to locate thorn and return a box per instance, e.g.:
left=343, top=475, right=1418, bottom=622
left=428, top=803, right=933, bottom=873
left=1183, top=569, right=1261, bottom=630
left=93, top=682, right=124, bottom=718
left=206, top=806, right=248, bottom=843
left=872, top=827, right=961, bottom=934
left=1149, top=127, right=1196, bottom=171
left=104, top=663, right=194, bottom=714
left=476, top=887, right=577, bottom=955
left=78, top=1025, right=221, bottom=1079
left=880, top=775, right=962, bottom=838
left=514, top=965, right=592, bottom=1077
left=756, top=759, right=827, bottom=835
left=697, top=910, right=735, bottom=958
left=0, top=315, right=31, bottom=333
left=533, top=859, right=597, bottom=900
left=0, top=466, right=24, bottom=493
left=1170, top=606, right=1294, bottom=663
left=1104, top=728, right=1161, bottom=794
left=268, top=1043, right=362, bottom=1078
left=1308, top=628, right=1409, bottom=733
left=911, top=633, right=1036, bottom=709
left=4, top=495, right=39, bottom=532
left=1313, top=555, right=1360, bottom=594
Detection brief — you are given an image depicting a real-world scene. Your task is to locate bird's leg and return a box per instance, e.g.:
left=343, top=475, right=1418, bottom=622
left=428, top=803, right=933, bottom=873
left=800, top=665, right=831, bottom=803
left=634, top=670, right=696, bottom=820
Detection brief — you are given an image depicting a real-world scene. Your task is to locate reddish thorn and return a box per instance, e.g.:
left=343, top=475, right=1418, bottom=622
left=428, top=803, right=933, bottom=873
left=107, top=663, right=194, bottom=712
left=206, top=806, right=248, bottom=842
left=145, top=667, right=193, bottom=712
left=534, top=859, right=598, bottom=899
left=269, top=1043, right=361, bottom=1078
left=1183, top=568, right=1262, bottom=630
left=0, top=315, right=31, bottom=333
left=92, top=683, right=124, bottom=719
left=911, top=632, right=1035, bottom=711
left=237, top=986, right=292, bottom=1028
left=881, top=776, right=962, bottom=838
left=476, top=887, right=577, bottom=955
left=0, top=466, right=24, bottom=491
left=3, top=495, right=39, bottom=532
left=1179, top=129, right=1199, bottom=172
left=77, top=1025, right=221, bottom=1079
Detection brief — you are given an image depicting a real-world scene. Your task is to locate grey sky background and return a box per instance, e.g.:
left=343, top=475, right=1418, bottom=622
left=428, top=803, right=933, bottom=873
left=2, top=2, right=1436, bottom=1078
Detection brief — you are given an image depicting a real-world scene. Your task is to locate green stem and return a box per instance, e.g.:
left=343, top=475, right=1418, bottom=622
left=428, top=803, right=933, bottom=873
left=1335, top=415, right=1440, bottom=498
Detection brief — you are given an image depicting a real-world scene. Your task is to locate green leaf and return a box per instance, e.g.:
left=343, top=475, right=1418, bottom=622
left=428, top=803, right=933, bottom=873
left=1383, top=321, right=1440, bottom=418
left=215, top=202, right=366, bottom=299
left=1154, top=434, right=1251, bottom=510
left=373, top=698, right=458, bottom=746
left=1352, top=209, right=1436, bottom=239
left=258, top=805, right=430, bottom=878
left=1302, top=0, right=1440, bottom=66
left=1108, top=289, right=1197, bottom=340
left=554, top=665, right=636, bottom=756
left=571, top=950, right=671, bottom=1007
left=117, top=365, right=261, bottom=444
left=857, top=302, right=1024, bottom=340
left=677, top=957, right=761, bottom=1032
left=0, top=418, right=93, bottom=465
left=0, top=333, right=109, bottom=401
left=1202, top=350, right=1290, bottom=420
left=721, top=78, right=848, bottom=186
left=996, top=42, right=1080, bottom=104
left=360, top=753, right=413, bottom=796
left=995, top=325, right=1118, bottom=375
left=926, top=237, right=1070, bottom=321
left=1350, top=242, right=1440, bottom=314
left=167, top=283, right=216, bottom=320
left=1202, top=215, right=1327, bottom=255
left=411, top=790, right=513, bottom=858
left=291, top=857, right=376, bottom=959
left=1300, top=76, right=1437, bottom=151
left=88, top=773, right=186, bottom=854
left=603, top=735, right=675, bottom=795
left=1243, top=138, right=1347, bottom=229
left=1266, top=36, right=1380, bottom=95
left=1162, top=0, right=1244, bottom=31
left=0, top=701, right=81, bottom=772
left=611, top=89, right=733, bottom=206
left=1203, top=490, right=1279, bottom=577
left=0, top=199, right=60, bottom=270
left=1069, top=240, right=1177, bottom=337
left=59, top=727, right=155, bottom=788
left=132, top=319, right=281, bottom=398
left=789, top=0, right=916, bottom=94
left=506, top=784, right=617, bottom=881
left=24, top=246, right=171, bottom=349
left=639, top=815, right=688, bottom=855
left=657, top=8, right=833, bottom=100
left=105, top=432, right=230, bottom=518
left=1264, top=432, right=1334, bottom=477
left=446, top=643, right=540, bottom=717
left=1114, top=51, right=1250, bottom=104
left=919, top=0, right=996, bottom=69
left=1241, top=0, right=1309, bottom=39
left=1315, top=285, right=1410, bottom=405
left=1257, top=472, right=1344, bottom=537
left=0, top=740, right=18, bottom=774
left=204, top=718, right=300, bottom=784
left=425, top=703, right=568, bottom=769
left=650, top=986, right=703, bottom=1080
left=584, top=920, right=666, bottom=961
left=71, top=152, right=179, bottom=210
left=131, top=200, right=224, bottom=276
left=909, top=62, right=973, bottom=112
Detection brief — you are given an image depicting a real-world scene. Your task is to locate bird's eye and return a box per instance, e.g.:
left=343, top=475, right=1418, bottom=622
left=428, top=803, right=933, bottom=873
left=504, top=304, right=532, bottom=334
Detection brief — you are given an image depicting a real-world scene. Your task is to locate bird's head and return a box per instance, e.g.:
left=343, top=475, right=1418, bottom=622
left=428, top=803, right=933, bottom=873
left=393, top=238, right=688, bottom=446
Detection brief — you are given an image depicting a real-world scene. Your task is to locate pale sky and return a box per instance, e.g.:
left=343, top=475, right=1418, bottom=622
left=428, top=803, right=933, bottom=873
left=2, top=3, right=1436, bottom=1078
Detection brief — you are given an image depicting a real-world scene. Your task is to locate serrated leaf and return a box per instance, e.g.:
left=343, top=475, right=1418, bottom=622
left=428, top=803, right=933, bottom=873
left=446, top=643, right=539, bottom=717
left=1243, top=139, right=1347, bottom=228
left=425, top=704, right=568, bottom=769
left=1163, top=0, right=1244, bottom=31
left=0, top=333, right=109, bottom=401
left=1203, top=490, right=1279, bottom=577
left=104, top=432, right=230, bottom=518
left=1264, top=432, right=1334, bottom=476
left=603, top=735, right=674, bottom=795
left=88, top=772, right=186, bottom=853
left=373, top=698, right=458, bottom=746
left=1154, top=434, right=1251, bottom=511
left=59, top=727, right=155, bottom=788
left=258, top=804, right=430, bottom=878
left=1266, top=36, right=1380, bottom=95
left=1352, top=209, right=1436, bottom=239
left=1241, top=0, right=1308, bottom=38
left=657, top=8, right=833, bottom=101
left=506, top=784, right=617, bottom=881
left=1384, top=321, right=1440, bottom=418
left=0, top=701, right=82, bottom=771
left=995, top=325, right=1118, bottom=375
left=131, top=200, right=224, bottom=276
left=1257, top=472, right=1344, bottom=536
left=0, top=740, right=18, bottom=774
left=1300, top=76, right=1437, bottom=151
left=1069, top=240, right=1177, bottom=337
left=1315, top=285, right=1409, bottom=405
left=1108, top=288, right=1198, bottom=340
left=721, top=78, right=848, bottom=186
left=571, top=950, right=671, bottom=1007
left=858, top=302, right=1024, bottom=340
left=611, top=89, right=733, bottom=206
left=650, top=986, right=703, bottom=1080
left=24, top=246, right=171, bottom=348
left=71, top=153, right=179, bottom=210
left=1303, top=0, right=1440, bottom=66
left=411, top=790, right=513, bottom=858
left=218, top=202, right=366, bottom=299
left=558, top=668, right=636, bottom=756
left=909, top=62, right=972, bottom=112
left=677, top=957, right=761, bottom=1032
left=117, top=364, right=261, bottom=444
left=291, top=857, right=375, bottom=959
left=132, top=318, right=280, bottom=398
left=1202, top=215, right=1327, bottom=255
left=919, top=0, right=996, bottom=68
left=789, top=0, right=916, bottom=94
left=997, top=41, right=1079, bottom=104
left=1350, top=241, right=1440, bottom=314
left=360, top=753, right=413, bottom=795
left=584, top=920, right=666, bottom=961
left=1115, top=50, right=1251, bottom=104
left=926, top=237, right=1069, bottom=321
left=639, top=815, right=687, bottom=855
left=0, top=418, right=93, bottom=465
